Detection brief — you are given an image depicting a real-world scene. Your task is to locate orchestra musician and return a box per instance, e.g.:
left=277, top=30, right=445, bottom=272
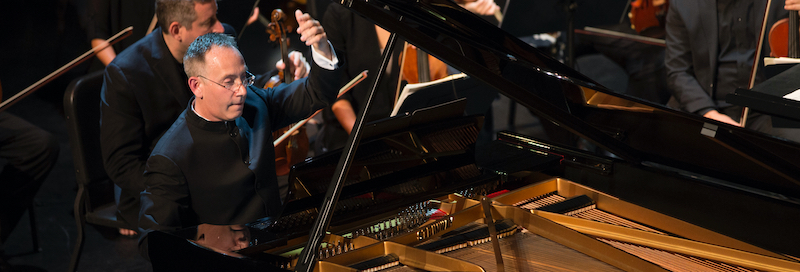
left=665, top=0, right=800, bottom=141
left=83, top=0, right=157, bottom=67
left=138, top=27, right=342, bottom=261
left=100, top=0, right=310, bottom=238
left=315, top=0, right=500, bottom=154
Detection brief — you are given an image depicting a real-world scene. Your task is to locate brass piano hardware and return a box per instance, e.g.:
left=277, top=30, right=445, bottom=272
left=318, top=241, right=485, bottom=272
left=537, top=211, right=800, bottom=272
left=415, top=216, right=453, bottom=240
left=489, top=177, right=800, bottom=270
left=481, top=196, right=505, bottom=272
left=580, top=86, right=655, bottom=113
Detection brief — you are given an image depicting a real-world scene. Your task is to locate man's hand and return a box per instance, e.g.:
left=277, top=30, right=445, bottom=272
left=703, top=110, right=741, bottom=126
left=276, top=51, right=310, bottom=80
left=787, top=0, right=800, bottom=11
left=245, top=7, right=260, bottom=26
left=295, top=10, right=332, bottom=60
left=459, top=0, right=499, bottom=16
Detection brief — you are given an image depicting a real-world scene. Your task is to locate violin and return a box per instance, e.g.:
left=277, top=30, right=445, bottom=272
left=265, top=9, right=309, bottom=176
left=768, top=10, right=800, bottom=58
left=628, top=0, right=669, bottom=36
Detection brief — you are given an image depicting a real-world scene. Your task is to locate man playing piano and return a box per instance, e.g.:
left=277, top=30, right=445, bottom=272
left=137, top=16, right=343, bottom=259
left=100, top=0, right=310, bottom=238
left=665, top=0, right=800, bottom=141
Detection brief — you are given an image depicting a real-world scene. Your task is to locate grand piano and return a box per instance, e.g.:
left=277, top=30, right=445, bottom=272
left=147, top=0, right=800, bottom=271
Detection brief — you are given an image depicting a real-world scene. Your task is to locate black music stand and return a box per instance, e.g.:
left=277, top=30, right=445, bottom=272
left=727, top=64, right=800, bottom=128
left=394, top=75, right=497, bottom=118
left=500, top=0, right=629, bottom=66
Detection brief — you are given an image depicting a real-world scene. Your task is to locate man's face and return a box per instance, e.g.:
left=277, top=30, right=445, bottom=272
left=180, top=2, right=224, bottom=49
left=194, top=46, right=248, bottom=122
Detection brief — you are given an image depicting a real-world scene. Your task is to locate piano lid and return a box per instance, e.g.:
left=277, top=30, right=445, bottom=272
left=334, top=0, right=800, bottom=200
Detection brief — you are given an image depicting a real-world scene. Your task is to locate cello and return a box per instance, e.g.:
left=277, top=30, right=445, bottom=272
left=265, top=9, right=310, bottom=176
left=768, top=9, right=800, bottom=57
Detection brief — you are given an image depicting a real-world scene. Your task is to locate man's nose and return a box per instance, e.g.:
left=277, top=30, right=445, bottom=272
left=233, top=83, right=247, bottom=95
left=211, top=20, right=224, bottom=33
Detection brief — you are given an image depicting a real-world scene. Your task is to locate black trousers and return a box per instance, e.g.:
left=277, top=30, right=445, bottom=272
left=0, top=112, right=59, bottom=247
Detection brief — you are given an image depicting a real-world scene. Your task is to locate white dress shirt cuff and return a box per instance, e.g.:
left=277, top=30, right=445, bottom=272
left=311, top=40, right=339, bottom=70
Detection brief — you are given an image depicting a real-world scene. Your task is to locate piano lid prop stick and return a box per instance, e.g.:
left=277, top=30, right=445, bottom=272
left=294, top=24, right=403, bottom=272
left=741, top=0, right=774, bottom=127
left=0, top=26, right=133, bottom=113
left=481, top=196, right=505, bottom=272
left=273, top=70, right=367, bottom=147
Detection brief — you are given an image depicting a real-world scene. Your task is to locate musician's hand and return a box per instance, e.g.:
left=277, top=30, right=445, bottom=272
left=787, top=0, right=800, bottom=11
left=295, top=10, right=332, bottom=60
left=276, top=51, right=310, bottom=80
left=459, top=0, right=499, bottom=16
left=703, top=110, right=741, bottom=127
left=245, top=7, right=260, bottom=26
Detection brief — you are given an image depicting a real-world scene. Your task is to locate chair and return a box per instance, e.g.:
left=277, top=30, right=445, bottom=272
left=63, top=71, right=130, bottom=272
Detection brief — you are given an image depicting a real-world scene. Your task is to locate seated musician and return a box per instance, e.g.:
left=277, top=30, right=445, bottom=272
left=100, top=0, right=310, bottom=237
left=138, top=22, right=343, bottom=260
left=665, top=0, right=800, bottom=141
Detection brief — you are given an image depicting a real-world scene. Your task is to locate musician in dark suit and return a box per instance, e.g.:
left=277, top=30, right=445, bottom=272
left=100, top=0, right=309, bottom=237
left=138, top=23, right=341, bottom=258
left=665, top=0, right=800, bottom=141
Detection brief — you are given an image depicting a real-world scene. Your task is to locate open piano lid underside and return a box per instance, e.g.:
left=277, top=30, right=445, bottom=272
left=334, top=0, right=800, bottom=200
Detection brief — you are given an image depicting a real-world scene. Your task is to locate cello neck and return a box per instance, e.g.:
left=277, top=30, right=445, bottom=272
left=790, top=10, right=799, bottom=58
left=416, top=49, right=431, bottom=83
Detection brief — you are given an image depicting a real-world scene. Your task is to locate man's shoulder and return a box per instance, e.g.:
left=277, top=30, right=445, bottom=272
left=110, top=31, right=163, bottom=70
left=150, top=111, right=192, bottom=157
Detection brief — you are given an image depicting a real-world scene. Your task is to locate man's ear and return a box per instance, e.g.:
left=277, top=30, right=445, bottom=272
left=168, top=22, right=183, bottom=42
left=188, top=77, right=203, bottom=99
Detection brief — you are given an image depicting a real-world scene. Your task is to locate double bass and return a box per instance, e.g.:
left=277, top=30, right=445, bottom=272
left=265, top=9, right=310, bottom=176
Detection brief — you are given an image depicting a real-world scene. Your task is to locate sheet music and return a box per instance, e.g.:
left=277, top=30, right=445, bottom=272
left=764, top=57, right=800, bottom=66
left=783, top=89, right=800, bottom=102
left=390, top=73, right=467, bottom=116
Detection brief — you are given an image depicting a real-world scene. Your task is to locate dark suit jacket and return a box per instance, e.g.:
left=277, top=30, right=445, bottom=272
left=100, top=27, right=191, bottom=196
left=665, top=0, right=787, bottom=114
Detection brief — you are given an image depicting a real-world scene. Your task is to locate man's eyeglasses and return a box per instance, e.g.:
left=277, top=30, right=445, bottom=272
left=198, top=71, right=256, bottom=91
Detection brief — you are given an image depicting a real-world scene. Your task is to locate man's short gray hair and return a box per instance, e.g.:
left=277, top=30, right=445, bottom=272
left=156, top=0, right=216, bottom=34
left=183, top=33, right=239, bottom=77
